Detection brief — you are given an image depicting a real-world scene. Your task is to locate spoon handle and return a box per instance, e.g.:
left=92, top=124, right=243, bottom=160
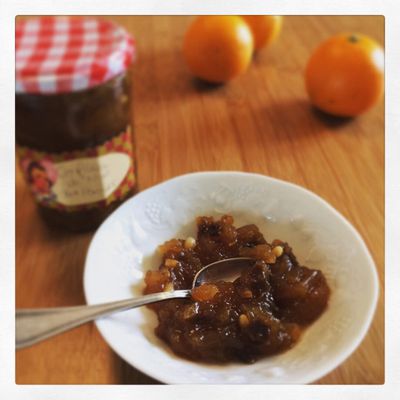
left=16, top=289, right=191, bottom=350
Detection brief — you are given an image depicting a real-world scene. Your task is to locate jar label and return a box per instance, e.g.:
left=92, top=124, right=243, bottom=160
left=17, top=128, right=135, bottom=211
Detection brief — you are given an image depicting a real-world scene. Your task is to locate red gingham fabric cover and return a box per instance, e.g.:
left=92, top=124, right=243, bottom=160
left=16, top=16, right=135, bottom=94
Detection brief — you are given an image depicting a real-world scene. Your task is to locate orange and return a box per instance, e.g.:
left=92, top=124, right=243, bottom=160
left=241, top=15, right=283, bottom=50
left=183, top=16, right=254, bottom=83
left=305, top=33, right=384, bottom=117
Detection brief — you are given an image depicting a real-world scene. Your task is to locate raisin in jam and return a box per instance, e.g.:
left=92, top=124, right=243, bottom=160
left=144, top=215, right=330, bottom=364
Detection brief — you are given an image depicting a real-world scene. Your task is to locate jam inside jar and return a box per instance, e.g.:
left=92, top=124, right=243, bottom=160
left=15, top=17, right=136, bottom=231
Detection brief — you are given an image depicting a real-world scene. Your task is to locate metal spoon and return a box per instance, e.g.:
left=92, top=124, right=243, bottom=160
left=16, top=257, right=254, bottom=350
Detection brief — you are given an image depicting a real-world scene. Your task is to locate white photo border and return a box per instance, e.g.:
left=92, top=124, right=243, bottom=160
left=1, top=0, right=398, bottom=399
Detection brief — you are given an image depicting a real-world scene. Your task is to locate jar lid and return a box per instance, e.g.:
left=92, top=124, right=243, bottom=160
left=16, top=16, right=136, bottom=94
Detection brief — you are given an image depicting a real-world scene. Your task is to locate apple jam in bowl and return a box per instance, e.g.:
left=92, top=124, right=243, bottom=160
left=144, top=215, right=330, bottom=364
left=84, top=172, right=379, bottom=383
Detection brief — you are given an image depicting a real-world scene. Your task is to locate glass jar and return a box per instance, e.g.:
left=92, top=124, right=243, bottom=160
left=15, top=17, right=136, bottom=231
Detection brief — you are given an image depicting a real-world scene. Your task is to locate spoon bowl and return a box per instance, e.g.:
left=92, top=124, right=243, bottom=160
left=193, top=257, right=254, bottom=287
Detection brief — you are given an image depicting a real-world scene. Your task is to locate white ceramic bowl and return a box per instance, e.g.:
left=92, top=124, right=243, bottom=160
left=83, top=171, right=379, bottom=384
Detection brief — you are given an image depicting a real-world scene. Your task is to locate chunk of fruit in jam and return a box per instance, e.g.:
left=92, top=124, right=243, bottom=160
left=192, top=283, right=219, bottom=302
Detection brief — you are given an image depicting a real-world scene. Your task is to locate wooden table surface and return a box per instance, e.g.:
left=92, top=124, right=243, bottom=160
left=16, top=16, right=384, bottom=384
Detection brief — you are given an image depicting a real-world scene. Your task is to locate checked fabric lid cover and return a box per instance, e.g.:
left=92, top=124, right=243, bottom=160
left=16, top=16, right=136, bottom=94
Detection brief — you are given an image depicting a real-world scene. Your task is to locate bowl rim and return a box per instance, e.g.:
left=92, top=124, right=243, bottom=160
left=83, top=171, right=380, bottom=384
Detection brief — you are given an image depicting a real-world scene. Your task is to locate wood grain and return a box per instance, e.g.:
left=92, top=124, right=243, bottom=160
left=16, top=15, right=384, bottom=384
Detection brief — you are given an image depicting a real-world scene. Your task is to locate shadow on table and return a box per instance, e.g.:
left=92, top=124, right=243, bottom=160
left=310, top=107, right=354, bottom=129
left=15, top=201, right=93, bottom=307
left=111, top=352, right=161, bottom=384
left=254, top=98, right=355, bottom=139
